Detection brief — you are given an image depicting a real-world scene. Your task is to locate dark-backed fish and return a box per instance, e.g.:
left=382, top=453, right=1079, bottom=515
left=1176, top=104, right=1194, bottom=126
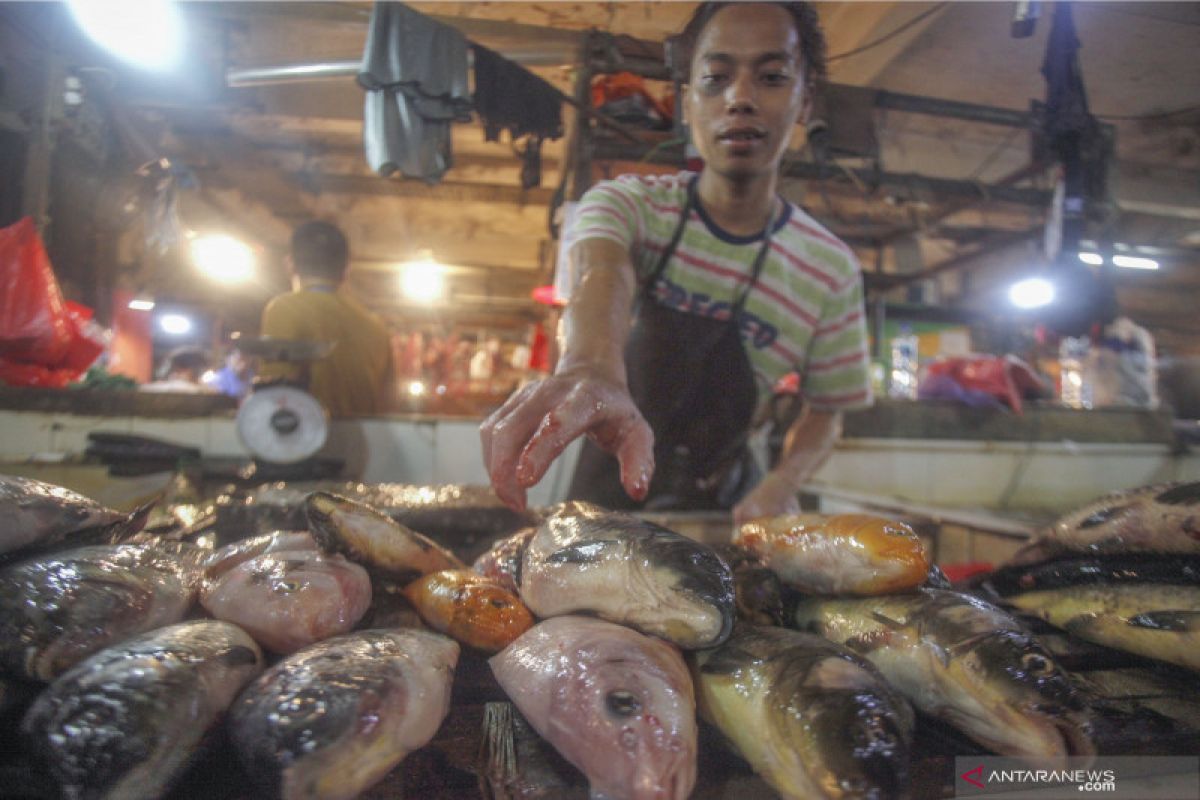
left=405, top=569, right=533, bottom=653
left=794, top=589, right=1092, bottom=764
left=305, top=492, right=464, bottom=580
left=0, top=475, right=148, bottom=561
left=736, top=513, right=929, bottom=595
left=491, top=616, right=697, bottom=800
left=713, top=544, right=784, bottom=626
left=23, top=620, right=263, bottom=800
left=520, top=502, right=734, bottom=649
left=1008, top=482, right=1200, bottom=565
left=229, top=628, right=458, bottom=800
left=472, top=527, right=535, bottom=593
left=979, top=553, right=1200, bottom=599
left=0, top=544, right=199, bottom=681
left=691, top=625, right=911, bottom=799
left=200, top=550, right=371, bottom=655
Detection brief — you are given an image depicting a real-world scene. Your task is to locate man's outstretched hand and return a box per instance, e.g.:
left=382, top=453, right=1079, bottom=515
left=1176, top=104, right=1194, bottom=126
left=480, top=372, right=655, bottom=511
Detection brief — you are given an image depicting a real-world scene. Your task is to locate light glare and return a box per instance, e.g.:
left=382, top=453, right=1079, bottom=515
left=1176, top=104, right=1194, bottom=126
left=1077, top=252, right=1103, bottom=266
left=191, top=235, right=255, bottom=283
left=1112, top=255, right=1158, bottom=270
left=128, top=298, right=156, bottom=311
left=407, top=380, right=426, bottom=397
left=158, top=313, right=192, bottom=335
left=66, top=0, right=183, bottom=71
left=1008, top=277, right=1055, bottom=309
left=401, top=258, right=446, bottom=303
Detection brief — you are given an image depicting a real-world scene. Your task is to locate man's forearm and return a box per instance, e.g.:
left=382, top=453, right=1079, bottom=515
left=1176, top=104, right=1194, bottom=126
left=556, top=239, right=639, bottom=384
left=772, top=407, right=843, bottom=489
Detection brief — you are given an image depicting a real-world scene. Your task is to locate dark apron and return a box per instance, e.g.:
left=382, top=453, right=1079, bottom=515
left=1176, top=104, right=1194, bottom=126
left=567, top=179, right=777, bottom=511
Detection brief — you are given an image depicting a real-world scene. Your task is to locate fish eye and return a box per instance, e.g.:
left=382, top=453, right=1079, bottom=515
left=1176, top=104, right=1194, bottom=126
left=1021, top=653, right=1052, bottom=675
left=605, top=690, right=642, bottom=718
left=489, top=598, right=509, bottom=609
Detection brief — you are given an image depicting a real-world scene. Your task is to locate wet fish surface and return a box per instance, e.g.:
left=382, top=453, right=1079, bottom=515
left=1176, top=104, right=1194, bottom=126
left=0, top=544, right=199, bottom=681
left=23, top=620, right=263, bottom=800
left=691, top=625, right=912, bottom=800
left=491, top=616, right=697, bottom=800
left=979, top=553, right=1200, bottom=599
left=520, top=502, right=734, bottom=649
left=305, top=492, right=464, bottom=580
left=0, top=475, right=147, bottom=562
left=202, top=530, right=318, bottom=580
left=1009, top=482, right=1200, bottom=565
left=200, top=550, right=372, bottom=655
left=471, top=527, right=535, bottom=594
left=735, top=513, right=929, bottom=595
left=404, top=569, right=533, bottom=653
left=713, top=544, right=784, bottom=626
left=229, top=628, right=458, bottom=800
left=794, top=588, right=1093, bottom=763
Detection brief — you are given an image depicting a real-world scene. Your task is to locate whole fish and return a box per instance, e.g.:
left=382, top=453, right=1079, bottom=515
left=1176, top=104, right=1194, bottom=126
left=491, top=616, right=697, bottom=800
left=691, top=625, right=911, bottom=800
left=794, top=589, right=1093, bottom=763
left=735, top=513, right=929, bottom=595
left=0, top=475, right=148, bottom=562
left=979, top=553, right=1200, bottom=601
left=1004, top=584, right=1200, bottom=672
left=305, top=492, right=464, bottom=580
left=472, top=527, right=535, bottom=593
left=203, top=530, right=317, bottom=580
left=520, top=502, right=734, bottom=649
left=229, top=628, right=458, bottom=800
left=200, top=550, right=372, bottom=654
left=23, top=620, right=263, bottom=800
left=1008, top=482, right=1200, bottom=565
left=404, top=569, right=533, bottom=653
left=0, top=544, right=199, bottom=681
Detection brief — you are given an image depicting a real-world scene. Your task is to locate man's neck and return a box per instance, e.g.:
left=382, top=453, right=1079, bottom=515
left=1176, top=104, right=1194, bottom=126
left=695, top=170, right=779, bottom=236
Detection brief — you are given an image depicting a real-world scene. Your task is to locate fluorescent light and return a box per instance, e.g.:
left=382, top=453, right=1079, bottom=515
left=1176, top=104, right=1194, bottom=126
left=66, top=0, right=183, bottom=71
left=128, top=298, right=156, bottom=311
left=1008, top=277, right=1055, bottom=309
left=158, top=313, right=193, bottom=335
left=1077, top=252, right=1103, bottom=266
left=1112, top=255, right=1158, bottom=270
left=191, top=235, right=255, bottom=283
left=401, top=257, right=446, bottom=303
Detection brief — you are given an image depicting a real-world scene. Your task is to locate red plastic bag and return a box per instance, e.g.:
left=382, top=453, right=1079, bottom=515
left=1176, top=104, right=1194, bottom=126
left=0, top=357, right=75, bottom=389
left=58, top=301, right=106, bottom=375
left=923, top=356, right=1024, bottom=413
left=0, top=217, right=72, bottom=366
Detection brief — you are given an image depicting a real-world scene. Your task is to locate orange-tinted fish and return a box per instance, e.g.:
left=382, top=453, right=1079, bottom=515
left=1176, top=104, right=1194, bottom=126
left=404, top=570, right=533, bottom=653
left=735, top=513, right=929, bottom=596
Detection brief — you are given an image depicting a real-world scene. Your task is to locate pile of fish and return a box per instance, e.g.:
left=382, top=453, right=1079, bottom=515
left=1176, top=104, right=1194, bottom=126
left=1, top=472, right=1197, bottom=800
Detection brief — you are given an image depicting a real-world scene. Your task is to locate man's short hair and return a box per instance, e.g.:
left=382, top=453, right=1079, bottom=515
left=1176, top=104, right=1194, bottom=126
left=291, top=221, right=349, bottom=282
left=674, top=2, right=828, bottom=86
left=161, top=346, right=208, bottom=379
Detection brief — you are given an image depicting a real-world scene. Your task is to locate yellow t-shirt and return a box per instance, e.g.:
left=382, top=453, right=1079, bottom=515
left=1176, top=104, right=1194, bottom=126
left=259, top=285, right=393, bottom=418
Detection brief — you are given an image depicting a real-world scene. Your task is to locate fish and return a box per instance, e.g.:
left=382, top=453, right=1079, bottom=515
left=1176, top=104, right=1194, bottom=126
left=404, top=569, right=533, bottom=653
left=978, top=553, right=1200, bottom=600
left=0, top=544, right=200, bottom=681
left=200, top=550, right=372, bottom=655
left=690, top=625, right=912, bottom=800
left=1004, top=584, right=1200, bottom=672
left=520, top=502, right=734, bottom=649
left=713, top=544, right=784, bottom=626
left=357, top=580, right=425, bottom=630
left=202, top=530, right=318, bottom=580
left=1008, top=482, right=1200, bottom=565
left=471, top=527, right=535, bottom=593
left=490, top=616, right=697, bottom=800
left=229, top=628, right=458, bottom=800
left=305, top=492, right=464, bottom=581
left=23, top=620, right=263, bottom=800
left=0, top=475, right=150, bottom=562
left=794, top=589, right=1093, bottom=764
left=735, top=513, right=929, bottom=596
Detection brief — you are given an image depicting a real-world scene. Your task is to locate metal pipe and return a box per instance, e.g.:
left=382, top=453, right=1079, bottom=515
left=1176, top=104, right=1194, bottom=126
left=873, top=88, right=1035, bottom=128
left=227, top=60, right=360, bottom=87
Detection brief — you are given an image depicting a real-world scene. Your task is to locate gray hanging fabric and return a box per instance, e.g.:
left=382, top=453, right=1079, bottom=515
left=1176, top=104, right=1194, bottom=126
left=359, top=2, right=472, bottom=183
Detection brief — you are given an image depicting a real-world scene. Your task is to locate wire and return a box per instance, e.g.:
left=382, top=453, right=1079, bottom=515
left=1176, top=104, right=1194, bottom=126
left=1095, top=104, right=1200, bottom=121
left=827, top=3, right=949, bottom=64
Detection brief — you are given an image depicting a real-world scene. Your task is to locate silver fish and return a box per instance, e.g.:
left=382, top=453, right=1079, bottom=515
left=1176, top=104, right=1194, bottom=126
left=794, top=589, right=1093, bottom=764
left=200, top=550, right=372, bottom=655
left=691, top=625, right=912, bottom=800
left=229, top=628, right=458, bottom=800
left=0, top=544, right=200, bottom=681
left=491, top=616, right=697, bottom=800
left=471, top=527, right=535, bottom=593
left=202, top=530, right=318, bottom=581
left=1009, top=482, right=1200, bottom=565
left=23, top=620, right=263, bottom=800
left=0, top=475, right=147, bottom=561
left=520, top=502, right=734, bottom=649
left=305, top=492, right=464, bottom=580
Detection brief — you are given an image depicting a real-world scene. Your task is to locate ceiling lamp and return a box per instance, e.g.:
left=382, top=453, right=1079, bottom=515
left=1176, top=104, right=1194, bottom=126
left=66, top=0, right=184, bottom=71
left=1077, top=252, right=1103, bottom=266
left=1008, top=277, right=1055, bottom=309
left=401, top=254, right=446, bottom=303
left=191, top=234, right=256, bottom=283
left=158, top=312, right=193, bottom=335
left=1112, top=255, right=1158, bottom=271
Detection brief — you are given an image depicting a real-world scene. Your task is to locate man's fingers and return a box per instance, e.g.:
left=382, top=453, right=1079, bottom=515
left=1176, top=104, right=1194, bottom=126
left=515, top=398, right=602, bottom=489
left=480, top=381, right=540, bottom=470
left=615, top=416, right=655, bottom=501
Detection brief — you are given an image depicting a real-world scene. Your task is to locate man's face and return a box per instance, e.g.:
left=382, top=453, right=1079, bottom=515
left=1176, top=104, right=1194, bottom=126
left=684, top=4, right=809, bottom=183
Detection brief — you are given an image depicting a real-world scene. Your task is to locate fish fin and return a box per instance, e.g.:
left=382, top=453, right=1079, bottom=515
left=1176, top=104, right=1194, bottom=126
left=870, top=611, right=906, bottom=630
left=1154, top=483, right=1200, bottom=506
left=544, top=539, right=621, bottom=565
left=106, top=499, right=156, bottom=544
left=217, top=645, right=260, bottom=668
left=1126, top=611, right=1200, bottom=632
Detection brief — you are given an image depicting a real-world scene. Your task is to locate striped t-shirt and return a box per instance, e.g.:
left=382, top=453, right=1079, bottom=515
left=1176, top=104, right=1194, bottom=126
left=568, top=171, right=873, bottom=413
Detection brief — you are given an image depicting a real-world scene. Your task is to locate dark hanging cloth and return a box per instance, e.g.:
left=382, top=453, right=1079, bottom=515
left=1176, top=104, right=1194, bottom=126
left=358, top=2, right=472, bottom=183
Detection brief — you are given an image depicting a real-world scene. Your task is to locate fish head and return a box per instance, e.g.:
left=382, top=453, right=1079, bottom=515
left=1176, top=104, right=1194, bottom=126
left=632, top=528, right=735, bottom=648
left=452, top=580, right=534, bottom=652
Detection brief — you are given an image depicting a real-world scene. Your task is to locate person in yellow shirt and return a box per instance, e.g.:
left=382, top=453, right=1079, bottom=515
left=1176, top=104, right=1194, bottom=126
left=260, top=221, right=394, bottom=417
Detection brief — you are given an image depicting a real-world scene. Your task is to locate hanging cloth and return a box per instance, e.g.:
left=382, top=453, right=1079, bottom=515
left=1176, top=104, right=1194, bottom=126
left=359, top=2, right=472, bottom=183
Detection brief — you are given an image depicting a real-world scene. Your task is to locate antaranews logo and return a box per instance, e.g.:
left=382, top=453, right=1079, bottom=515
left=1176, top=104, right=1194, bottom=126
left=954, top=756, right=1199, bottom=799
left=960, top=765, right=985, bottom=789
